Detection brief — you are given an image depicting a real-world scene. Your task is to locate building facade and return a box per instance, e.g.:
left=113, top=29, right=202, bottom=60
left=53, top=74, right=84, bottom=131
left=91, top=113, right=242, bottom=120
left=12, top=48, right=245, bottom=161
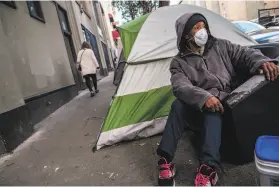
left=0, top=0, right=115, bottom=154
left=71, top=0, right=114, bottom=75
left=100, top=0, right=121, bottom=66
left=182, top=0, right=279, bottom=21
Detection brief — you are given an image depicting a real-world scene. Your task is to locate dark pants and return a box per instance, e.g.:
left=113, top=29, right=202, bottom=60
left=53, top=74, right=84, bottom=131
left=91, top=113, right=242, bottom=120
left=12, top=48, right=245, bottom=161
left=84, top=74, right=97, bottom=92
left=157, top=99, right=222, bottom=167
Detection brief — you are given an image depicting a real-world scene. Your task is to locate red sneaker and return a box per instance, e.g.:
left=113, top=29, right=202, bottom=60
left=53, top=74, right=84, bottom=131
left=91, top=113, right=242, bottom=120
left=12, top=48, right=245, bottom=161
left=158, top=157, right=176, bottom=186
left=195, top=164, right=218, bottom=186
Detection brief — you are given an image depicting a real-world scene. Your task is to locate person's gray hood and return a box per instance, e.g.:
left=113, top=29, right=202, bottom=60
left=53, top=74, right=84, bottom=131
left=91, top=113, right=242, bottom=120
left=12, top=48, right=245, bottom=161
left=175, top=13, right=211, bottom=52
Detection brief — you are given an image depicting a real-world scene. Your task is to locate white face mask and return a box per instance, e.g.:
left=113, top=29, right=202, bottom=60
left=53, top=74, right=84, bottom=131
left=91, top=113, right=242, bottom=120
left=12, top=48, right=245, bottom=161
left=194, top=28, right=208, bottom=47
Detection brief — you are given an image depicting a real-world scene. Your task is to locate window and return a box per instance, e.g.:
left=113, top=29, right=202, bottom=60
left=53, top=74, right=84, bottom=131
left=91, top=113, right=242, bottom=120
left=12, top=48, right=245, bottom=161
left=77, top=1, right=90, bottom=19
left=93, top=1, right=101, bottom=28
left=82, top=29, right=86, bottom=41
left=1, top=1, right=16, bottom=9
left=27, top=1, right=45, bottom=23
left=58, top=7, right=70, bottom=33
left=82, top=25, right=102, bottom=68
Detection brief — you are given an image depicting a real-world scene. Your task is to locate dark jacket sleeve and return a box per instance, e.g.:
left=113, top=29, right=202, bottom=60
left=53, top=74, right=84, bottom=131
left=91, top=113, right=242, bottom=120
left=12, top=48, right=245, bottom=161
left=170, top=58, right=212, bottom=110
left=220, top=39, right=275, bottom=74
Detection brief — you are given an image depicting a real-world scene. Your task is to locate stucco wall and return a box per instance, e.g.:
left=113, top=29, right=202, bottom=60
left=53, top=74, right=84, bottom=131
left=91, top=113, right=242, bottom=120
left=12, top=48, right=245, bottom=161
left=0, top=1, right=75, bottom=114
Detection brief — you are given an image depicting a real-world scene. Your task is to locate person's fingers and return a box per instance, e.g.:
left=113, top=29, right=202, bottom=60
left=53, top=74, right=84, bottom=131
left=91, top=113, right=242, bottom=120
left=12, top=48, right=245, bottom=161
left=215, top=101, right=223, bottom=113
left=273, top=65, right=278, bottom=80
left=262, top=65, right=270, bottom=80
left=272, top=64, right=279, bottom=79
left=219, top=103, right=224, bottom=114
left=215, top=105, right=219, bottom=112
left=267, top=63, right=275, bottom=81
left=270, top=63, right=277, bottom=81
left=276, top=66, right=279, bottom=79
left=268, top=63, right=276, bottom=81
left=214, top=102, right=221, bottom=112
left=210, top=107, right=215, bottom=112
left=207, top=102, right=214, bottom=111
left=210, top=104, right=215, bottom=111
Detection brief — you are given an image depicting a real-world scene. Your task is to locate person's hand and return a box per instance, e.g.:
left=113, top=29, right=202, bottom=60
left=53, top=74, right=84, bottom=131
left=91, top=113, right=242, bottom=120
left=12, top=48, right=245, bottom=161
left=204, top=96, right=224, bottom=113
left=258, top=62, right=279, bottom=81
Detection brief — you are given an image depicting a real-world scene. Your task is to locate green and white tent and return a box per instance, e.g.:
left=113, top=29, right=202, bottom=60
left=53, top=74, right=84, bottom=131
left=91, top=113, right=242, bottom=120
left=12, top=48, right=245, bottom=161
left=118, top=13, right=150, bottom=60
left=95, top=5, right=257, bottom=150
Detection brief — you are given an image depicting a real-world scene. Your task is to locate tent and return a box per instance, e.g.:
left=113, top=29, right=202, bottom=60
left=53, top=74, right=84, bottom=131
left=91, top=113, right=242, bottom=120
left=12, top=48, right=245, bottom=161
left=117, top=13, right=150, bottom=60
left=94, top=4, right=257, bottom=150
left=113, top=14, right=150, bottom=86
left=113, top=49, right=125, bottom=86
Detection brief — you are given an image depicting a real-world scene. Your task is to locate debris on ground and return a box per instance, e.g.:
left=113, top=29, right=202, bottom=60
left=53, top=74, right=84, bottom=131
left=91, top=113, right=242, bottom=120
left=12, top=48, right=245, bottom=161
left=139, top=143, right=146, bottom=146
left=109, top=172, right=114, bottom=178
left=5, top=162, right=14, bottom=167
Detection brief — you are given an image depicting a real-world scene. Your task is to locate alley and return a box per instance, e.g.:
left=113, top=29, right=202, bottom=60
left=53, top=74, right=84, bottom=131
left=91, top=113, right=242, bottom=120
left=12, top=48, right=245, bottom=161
left=0, top=74, right=258, bottom=186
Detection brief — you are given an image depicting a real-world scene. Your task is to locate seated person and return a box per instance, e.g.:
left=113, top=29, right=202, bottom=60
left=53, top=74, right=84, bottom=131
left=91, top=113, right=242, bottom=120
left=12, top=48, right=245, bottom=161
left=156, top=13, right=279, bottom=187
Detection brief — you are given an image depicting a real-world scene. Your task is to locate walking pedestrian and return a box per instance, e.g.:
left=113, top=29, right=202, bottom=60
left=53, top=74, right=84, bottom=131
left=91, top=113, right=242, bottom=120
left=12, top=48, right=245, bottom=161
left=77, top=41, right=100, bottom=97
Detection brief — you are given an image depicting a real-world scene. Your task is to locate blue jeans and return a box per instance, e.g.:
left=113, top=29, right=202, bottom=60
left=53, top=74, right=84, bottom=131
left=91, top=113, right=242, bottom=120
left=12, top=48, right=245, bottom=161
left=157, top=99, right=222, bottom=167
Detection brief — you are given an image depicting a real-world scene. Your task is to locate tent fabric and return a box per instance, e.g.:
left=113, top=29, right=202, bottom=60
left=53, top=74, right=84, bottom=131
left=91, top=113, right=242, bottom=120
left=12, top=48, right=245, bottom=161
left=103, top=85, right=174, bottom=131
left=95, top=4, right=259, bottom=150
left=97, top=117, right=167, bottom=150
left=127, top=5, right=257, bottom=63
left=96, top=58, right=175, bottom=149
left=116, top=58, right=172, bottom=96
left=118, top=13, right=151, bottom=60
left=113, top=50, right=126, bottom=86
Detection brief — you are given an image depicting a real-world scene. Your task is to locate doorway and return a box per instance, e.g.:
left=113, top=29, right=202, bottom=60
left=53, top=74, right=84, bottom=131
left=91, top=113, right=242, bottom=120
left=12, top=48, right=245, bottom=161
left=56, top=3, right=84, bottom=90
left=82, top=25, right=105, bottom=76
left=101, top=42, right=112, bottom=72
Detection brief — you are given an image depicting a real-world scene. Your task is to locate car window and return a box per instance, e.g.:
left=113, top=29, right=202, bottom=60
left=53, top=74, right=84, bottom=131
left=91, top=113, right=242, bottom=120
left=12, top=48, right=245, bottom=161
left=235, top=22, right=266, bottom=33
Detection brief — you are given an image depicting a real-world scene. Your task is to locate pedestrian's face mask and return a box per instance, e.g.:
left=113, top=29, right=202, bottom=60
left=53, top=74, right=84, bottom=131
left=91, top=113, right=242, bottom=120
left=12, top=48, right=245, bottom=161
left=189, top=22, right=208, bottom=47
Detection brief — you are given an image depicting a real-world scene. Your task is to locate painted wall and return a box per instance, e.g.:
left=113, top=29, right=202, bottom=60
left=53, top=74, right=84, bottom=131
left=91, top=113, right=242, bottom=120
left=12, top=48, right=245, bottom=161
left=0, top=1, right=75, bottom=114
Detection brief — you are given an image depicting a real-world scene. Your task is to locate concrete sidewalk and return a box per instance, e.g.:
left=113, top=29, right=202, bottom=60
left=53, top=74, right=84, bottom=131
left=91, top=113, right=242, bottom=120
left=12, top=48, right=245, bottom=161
left=0, top=73, right=258, bottom=186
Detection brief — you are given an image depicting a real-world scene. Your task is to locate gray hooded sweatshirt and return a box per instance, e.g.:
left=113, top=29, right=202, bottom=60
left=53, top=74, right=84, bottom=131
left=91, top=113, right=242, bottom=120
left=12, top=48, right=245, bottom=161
left=171, top=13, right=273, bottom=111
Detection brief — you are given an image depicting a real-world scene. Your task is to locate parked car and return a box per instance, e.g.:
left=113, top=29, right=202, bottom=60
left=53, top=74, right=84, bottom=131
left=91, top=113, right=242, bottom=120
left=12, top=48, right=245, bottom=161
left=233, top=20, right=279, bottom=43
